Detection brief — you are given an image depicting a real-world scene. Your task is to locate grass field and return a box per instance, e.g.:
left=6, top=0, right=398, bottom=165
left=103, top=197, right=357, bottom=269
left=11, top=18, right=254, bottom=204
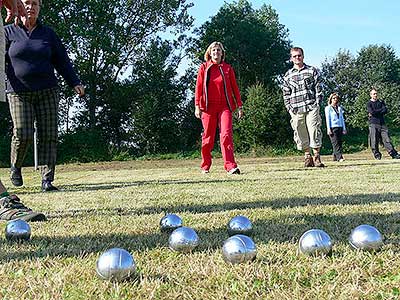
left=1, top=151, right=400, bottom=299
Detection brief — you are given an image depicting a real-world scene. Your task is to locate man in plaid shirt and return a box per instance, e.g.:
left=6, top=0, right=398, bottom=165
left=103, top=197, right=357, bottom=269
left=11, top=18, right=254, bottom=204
left=282, top=47, right=324, bottom=167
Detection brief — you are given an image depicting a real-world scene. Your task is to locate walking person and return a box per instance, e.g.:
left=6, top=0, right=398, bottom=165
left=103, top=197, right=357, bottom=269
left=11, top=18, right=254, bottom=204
left=195, top=41, right=243, bottom=174
left=325, top=93, right=346, bottom=162
left=5, top=0, right=85, bottom=191
left=367, top=88, right=400, bottom=160
left=282, top=47, right=324, bottom=167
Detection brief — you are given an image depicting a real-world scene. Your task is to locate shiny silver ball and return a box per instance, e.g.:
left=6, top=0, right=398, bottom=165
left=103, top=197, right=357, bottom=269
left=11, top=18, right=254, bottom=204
left=96, top=248, right=136, bottom=281
left=160, top=214, right=183, bottom=233
left=349, top=224, right=383, bottom=251
left=5, top=219, right=31, bottom=241
left=169, top=226, right=199, bottom=253
left=299, top=229, right=332, bottom=256
left=227, top=215, right=253, bottom=236
left=222, top=234, right=257, bottom=264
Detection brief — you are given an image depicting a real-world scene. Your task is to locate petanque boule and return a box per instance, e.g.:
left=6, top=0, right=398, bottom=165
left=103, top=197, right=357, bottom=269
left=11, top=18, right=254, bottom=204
left=349, top=224, right=383, bottom=251
left=169, top=226, right=199, bottom=253
left=299, top=229, right=332, bottom=256
left=227, top=215, right=253, bottom=236
left=5, top=219, right=31, bottom=241
left=96, top=248, right=136, bottom=281
left=160, top=213, right=183, bottom=233
left=222, top=234, right=257, bottom=264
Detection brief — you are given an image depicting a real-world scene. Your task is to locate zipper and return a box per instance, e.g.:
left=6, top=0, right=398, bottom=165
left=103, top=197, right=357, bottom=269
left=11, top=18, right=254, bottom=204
left=219, top=66, right=232, bottom=112
left=203, top=63, right=212, bottom=111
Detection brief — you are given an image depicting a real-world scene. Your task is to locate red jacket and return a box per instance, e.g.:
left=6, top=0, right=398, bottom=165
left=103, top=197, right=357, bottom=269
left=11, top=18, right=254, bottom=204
left=195, top=61, right=242, bottom=112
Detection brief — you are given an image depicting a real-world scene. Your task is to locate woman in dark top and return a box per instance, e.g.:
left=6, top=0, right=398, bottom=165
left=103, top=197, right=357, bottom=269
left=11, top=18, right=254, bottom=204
left=5, top=0, right=84, bottom=191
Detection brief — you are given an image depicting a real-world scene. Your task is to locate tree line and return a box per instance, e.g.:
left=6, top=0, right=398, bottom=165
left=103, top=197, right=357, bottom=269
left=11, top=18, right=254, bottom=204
left=1, top=0, right=400, bottom=165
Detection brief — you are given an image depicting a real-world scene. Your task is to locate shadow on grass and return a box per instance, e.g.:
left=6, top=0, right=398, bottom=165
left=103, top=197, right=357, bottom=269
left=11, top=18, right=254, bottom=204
left=3, top=209, right=400, bottom=262
left=47, top=192, right=400, bottom=218
left=3, top=192, right=400, bottom=261
left=14, top=178, right=259, bottom=195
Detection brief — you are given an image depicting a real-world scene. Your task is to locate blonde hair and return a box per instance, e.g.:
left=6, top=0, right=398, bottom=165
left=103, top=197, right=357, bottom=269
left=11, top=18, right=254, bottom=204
left=204, top=41, right=226, bottom=62
left=328, top=92, right=340, bottom=105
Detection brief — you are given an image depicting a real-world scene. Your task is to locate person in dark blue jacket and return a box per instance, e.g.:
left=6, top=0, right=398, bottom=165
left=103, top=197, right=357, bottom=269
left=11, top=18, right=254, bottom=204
left=5, top=0, right=85, bottom=191
left=0, top=0, right=46, bottom=221
left=367, top=88, right=400, bottom=160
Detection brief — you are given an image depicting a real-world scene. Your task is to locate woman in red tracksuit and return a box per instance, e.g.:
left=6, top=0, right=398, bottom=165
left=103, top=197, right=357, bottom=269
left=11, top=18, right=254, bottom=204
left=195, top=41, right=243, bottom=174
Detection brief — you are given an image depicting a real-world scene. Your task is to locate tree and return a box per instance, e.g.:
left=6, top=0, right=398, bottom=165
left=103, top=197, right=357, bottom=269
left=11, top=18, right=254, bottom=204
left=40, top=0, right=194, bottom=129
left=193, top=0, right=291, bottom=91
left=128, top=40, right=191, bottom=155
left=192, top=0, right=292, bottom=152
left=321, top=45, right=400, bottom=129
left=235, top=83, right=291, bottom=151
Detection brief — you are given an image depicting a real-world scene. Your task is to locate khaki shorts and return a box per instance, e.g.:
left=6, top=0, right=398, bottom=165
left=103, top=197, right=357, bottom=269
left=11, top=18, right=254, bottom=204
left=289, top=105, right=323, bottom=150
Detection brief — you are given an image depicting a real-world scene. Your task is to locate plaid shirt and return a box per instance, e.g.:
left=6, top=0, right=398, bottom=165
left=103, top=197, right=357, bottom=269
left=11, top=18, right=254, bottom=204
left=282, top=64, right=323, bottom=114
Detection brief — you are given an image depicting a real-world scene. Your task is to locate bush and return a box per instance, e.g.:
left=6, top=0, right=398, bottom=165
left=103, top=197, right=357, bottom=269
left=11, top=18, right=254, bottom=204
left=235, top=83, right=292, bottom=152
left=58, top=129, right=112, bottom=163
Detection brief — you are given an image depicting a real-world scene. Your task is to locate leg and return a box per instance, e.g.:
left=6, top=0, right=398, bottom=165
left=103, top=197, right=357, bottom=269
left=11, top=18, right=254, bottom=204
left=35, top=88, right=59, bottom=183
left=200, top=110, right=218, bottom=171
left=8, top=93, right=35, bottom=186
left=380, top=125, right=397, bottom=157
left=289, top=111, right=309, bottom=151
left=369, top=124, right=381, bottom=159
left=335, top=127, right=344, bottom=160
left=219, top=109, right=237, bottom=172
left=289, top=111, right=314, bottom=167
left=330, top=127, right=342, bottom=161
left=0, top=17, right=5, bottom=103
left=306, top=106, right=324, bottom=167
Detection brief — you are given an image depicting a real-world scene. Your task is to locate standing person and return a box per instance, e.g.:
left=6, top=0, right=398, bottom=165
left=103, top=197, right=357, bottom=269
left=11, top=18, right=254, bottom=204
left=195, top=41, right=243, bottom=174
left=325, top=93, right=347, bottom=162
left=5, top=0, right=85, bottom=191
left=0, top=0, right=46, bottom=221
left=282, top=47, right=324, bottom=167
left=367, top=88, right=400, bottom=160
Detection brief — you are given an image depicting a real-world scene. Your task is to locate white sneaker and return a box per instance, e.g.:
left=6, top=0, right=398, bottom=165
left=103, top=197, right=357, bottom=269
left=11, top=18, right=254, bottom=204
left=227, top=167, right=240, bottom=175
left=201, top=169, right=209, bottom=174
left=338, top=158, right=345, bottom=162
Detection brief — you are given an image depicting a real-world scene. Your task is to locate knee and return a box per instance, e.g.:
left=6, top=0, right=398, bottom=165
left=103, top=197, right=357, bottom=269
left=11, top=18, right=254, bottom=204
left=13, top=128, right=33, bottom=144
left=220, top=132, right=233, bottom=145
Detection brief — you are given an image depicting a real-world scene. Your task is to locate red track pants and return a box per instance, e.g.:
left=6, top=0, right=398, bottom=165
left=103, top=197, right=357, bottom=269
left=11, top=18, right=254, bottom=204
left=200, top=106, right=237, bottom=172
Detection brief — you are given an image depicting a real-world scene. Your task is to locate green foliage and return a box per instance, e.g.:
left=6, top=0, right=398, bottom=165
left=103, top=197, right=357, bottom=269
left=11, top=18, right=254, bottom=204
left=57, top=129, right=111, bottom=163
left=194, top=0, right=291, bottom=91
left=235, top=83, right=292, bottom=151
left=322, top=44, right=400, bottom=129
left=40, top=0, right=193, bottom=128
left=128, top=40, right=192, bottom=156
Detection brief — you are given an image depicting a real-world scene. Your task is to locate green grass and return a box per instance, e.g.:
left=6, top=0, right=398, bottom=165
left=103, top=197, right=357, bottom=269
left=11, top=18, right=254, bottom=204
left=1, top=151, right=400, bottom=299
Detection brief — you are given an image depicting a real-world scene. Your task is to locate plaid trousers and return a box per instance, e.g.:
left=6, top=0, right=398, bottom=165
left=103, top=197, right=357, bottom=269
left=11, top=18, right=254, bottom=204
left=8, top=87, right=60, bottom=181
left=0, top=17, right=5, bottom=103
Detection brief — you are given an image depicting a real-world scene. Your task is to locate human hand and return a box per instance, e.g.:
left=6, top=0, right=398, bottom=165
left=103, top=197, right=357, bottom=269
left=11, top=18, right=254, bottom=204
left=327, top=129, right=332, bottom=136
left=74, top=85, right=85, bottom=97
left=3, top=0, right=26, bottom=26
left=195, top=106, right=201, bottom=119
left=238, top=107, right=243, bottom=119
left=343, top=130, right=347, bottom=135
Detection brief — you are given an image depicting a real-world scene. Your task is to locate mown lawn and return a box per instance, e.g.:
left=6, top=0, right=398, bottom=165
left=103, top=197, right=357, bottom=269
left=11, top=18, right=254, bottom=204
left=0, top=152, right=400, bottom=299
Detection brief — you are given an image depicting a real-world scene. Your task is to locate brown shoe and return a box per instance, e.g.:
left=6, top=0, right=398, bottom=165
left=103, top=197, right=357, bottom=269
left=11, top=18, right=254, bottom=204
left=304, top=155, right=314, bottom=167
left=314, top=155, right=325, bottom=167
